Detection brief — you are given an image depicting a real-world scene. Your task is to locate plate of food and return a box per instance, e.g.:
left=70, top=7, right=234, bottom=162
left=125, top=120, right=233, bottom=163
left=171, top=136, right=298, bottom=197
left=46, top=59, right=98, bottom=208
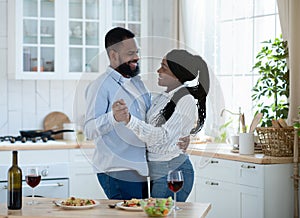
left=116, top=198, right=142, bottom=211
left=54, top=197, right=99, bottom=210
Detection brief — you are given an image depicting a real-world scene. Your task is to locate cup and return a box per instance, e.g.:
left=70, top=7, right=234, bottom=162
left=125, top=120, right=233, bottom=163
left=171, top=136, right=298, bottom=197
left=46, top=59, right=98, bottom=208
left=63, top=123, right=76, bottom=141
left=239, top=133, right=254, bottom=155
left=226, top=135, right=239, bottom=146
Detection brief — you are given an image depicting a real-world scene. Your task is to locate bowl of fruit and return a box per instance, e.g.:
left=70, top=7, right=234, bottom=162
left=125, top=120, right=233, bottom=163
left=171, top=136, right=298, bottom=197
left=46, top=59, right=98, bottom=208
left=140, top=197, right=174, bottom=217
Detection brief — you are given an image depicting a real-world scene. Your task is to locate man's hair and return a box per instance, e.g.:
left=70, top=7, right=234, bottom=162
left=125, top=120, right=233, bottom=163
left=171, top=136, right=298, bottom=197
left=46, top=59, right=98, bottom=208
left=105, top=27, right=135, bottom=52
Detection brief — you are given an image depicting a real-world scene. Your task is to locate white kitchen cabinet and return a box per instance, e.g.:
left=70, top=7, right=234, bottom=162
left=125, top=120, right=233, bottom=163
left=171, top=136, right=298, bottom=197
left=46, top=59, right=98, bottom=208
left=68, top=149, right=107, bottom=199
left=239, top=184, right=263, bottom=218
left=8, top=0, right=146, bottom=80
left=197, top=177, right=239, bottom=218
left=0, top=150, right=70, bottom=203
left=8, top=0, right=107, bottom=80
left=189, top=155, right=293, bottom=218
left=0, top=149, right=107, bottom=202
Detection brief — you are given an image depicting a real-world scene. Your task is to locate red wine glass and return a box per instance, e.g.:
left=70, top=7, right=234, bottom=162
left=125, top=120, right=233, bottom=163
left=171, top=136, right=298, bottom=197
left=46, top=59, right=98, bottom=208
left=167, top=170, right=184, bottom=211
left=25, top=167, right=41, bottom=205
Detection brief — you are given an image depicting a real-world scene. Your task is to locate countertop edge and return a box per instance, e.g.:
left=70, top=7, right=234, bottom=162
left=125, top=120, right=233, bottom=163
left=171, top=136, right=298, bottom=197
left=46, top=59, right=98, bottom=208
left=0, top=141, right=294, bottom=164
left=187, top=143, right=294, bottom=164
left=0, top=140, right=94, bottom=151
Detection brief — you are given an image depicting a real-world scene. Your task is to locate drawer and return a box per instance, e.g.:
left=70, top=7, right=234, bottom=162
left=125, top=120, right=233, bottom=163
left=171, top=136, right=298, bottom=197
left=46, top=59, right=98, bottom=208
left=237, top=162, right=264, bottom=188
left=191, top=156, right=237, bottom=183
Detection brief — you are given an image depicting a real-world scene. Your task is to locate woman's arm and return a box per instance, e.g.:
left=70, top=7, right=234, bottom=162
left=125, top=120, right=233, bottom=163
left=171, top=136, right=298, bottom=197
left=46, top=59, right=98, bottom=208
left=124, top=95, right=197, bottom=147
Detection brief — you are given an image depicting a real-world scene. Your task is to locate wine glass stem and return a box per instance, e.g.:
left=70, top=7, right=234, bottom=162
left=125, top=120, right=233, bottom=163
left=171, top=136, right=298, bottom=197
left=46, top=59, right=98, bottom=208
left=32, top=188, right=35, bottom=204
left=174, top=192, right=176, bottom=210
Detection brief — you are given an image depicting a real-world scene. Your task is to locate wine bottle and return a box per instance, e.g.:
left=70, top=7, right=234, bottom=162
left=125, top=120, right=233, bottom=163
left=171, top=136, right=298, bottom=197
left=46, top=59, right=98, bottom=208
left=7, top=151, right=22, bottom=210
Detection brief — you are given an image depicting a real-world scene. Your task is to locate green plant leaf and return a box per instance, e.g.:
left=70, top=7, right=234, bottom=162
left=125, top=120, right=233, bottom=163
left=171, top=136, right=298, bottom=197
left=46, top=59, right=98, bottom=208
left=251, top=35, right=289, bottom=127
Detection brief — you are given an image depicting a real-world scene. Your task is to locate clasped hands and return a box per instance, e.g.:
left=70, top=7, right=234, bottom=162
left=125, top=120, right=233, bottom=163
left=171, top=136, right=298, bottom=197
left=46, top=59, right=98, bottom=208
left=112, top=99, right=130, bottom=124
left=112, top=99, right=190, bottom=152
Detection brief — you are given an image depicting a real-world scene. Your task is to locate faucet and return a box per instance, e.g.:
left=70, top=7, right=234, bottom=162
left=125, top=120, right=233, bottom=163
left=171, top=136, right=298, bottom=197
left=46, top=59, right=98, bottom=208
left=220, top=108, right=241, bottom=117
left=220, top=107, right=242, bottom=134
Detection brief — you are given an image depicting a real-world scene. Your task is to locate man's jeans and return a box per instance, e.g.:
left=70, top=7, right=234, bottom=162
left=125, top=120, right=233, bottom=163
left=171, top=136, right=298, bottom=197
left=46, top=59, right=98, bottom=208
left=97, top=170, right=148, bottom=200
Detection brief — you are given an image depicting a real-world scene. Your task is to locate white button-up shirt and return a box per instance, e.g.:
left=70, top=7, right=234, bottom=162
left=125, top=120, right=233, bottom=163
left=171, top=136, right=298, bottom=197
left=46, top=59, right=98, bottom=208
left=126, top=85, right=197, bottom=161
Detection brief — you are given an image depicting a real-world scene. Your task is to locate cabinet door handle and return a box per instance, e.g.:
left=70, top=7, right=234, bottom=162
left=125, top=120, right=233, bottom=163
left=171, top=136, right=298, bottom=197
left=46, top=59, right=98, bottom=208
left=210, top=160, right=219, bottom=164
left=205, top=181, right=219, bottom=186
left=2, top=185, right=7, bottom=190
left=241, top=164, right=256, bottom=169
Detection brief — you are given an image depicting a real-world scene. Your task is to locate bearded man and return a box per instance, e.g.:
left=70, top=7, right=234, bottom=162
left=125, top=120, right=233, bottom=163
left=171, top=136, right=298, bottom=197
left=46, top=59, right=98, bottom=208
left=84, top=27, right=151, bottom=199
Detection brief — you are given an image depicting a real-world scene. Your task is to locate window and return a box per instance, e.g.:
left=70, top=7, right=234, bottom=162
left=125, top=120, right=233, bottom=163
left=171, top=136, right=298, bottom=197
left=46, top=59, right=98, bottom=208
left=197, top=0, right=281, bottom=136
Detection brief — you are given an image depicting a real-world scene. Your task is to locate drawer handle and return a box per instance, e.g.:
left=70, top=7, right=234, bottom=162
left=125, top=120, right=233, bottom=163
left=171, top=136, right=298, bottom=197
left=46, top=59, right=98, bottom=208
left=1, top=183, right=63, bottom=189
left=241, top=164, right=256, bottom=169
left=205, top=181, right=219, bottom=186
left=38, top=183, right=65, bottom=187
left=210, top=160, right=219, bottom=164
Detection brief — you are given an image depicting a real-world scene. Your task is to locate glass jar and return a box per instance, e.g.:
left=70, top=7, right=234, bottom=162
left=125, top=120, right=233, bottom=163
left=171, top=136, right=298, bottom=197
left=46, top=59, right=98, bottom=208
left=44, top=61, right=54, bottom=72
left=31, top=58, right=44, bottom=72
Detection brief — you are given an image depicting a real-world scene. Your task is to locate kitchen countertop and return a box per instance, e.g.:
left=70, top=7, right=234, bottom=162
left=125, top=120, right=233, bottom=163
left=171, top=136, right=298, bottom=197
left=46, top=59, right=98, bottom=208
left=0, top=140, right=294, bottom=164
left=0, top=140, right=94, bottom=151
left=188, top=142, right=294, bottom=164
left=0, top=197, right=211, bottom=218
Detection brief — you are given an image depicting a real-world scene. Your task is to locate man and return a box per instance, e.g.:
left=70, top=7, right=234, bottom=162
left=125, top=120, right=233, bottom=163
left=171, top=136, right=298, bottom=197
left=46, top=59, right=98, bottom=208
left=84, top=27, right=189, bottom=200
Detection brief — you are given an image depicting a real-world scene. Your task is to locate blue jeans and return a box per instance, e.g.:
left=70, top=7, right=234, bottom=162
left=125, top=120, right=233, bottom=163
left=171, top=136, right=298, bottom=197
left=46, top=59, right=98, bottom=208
left=97, top=170, right=148, bottom=200
left=149, top=154, right=194, bottom=202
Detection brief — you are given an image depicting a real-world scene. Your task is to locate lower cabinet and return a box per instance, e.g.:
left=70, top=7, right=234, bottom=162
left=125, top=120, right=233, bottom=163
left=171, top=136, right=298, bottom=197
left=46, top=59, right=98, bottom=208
left=0, top=149, right=107, bottom=201
left=69, top=149, right=107, bottom=199
left=239, top=184, right=263, bottom=218
left=189, top=155, right=293, bottom=218
left=197, top=178, right=239, bottom=218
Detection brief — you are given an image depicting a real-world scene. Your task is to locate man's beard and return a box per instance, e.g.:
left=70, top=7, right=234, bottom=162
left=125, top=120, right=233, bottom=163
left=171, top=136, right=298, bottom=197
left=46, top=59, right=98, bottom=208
left=116, top=61, right=140, bottom=78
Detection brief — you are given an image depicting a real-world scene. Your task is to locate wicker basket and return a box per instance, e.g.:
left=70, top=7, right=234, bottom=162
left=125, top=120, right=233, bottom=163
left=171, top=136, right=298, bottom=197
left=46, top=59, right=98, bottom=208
left=256, top=127, right=295, bottom=157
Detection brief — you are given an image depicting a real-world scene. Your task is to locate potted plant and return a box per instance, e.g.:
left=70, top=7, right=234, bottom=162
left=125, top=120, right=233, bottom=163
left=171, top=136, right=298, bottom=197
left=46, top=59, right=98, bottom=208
left=251, top=35, right=289, bottom=127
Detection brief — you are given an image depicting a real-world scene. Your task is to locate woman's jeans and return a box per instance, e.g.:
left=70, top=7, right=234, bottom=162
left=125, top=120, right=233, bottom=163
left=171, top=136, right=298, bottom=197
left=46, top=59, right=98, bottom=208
left=149, top=154, right=194, bottom=202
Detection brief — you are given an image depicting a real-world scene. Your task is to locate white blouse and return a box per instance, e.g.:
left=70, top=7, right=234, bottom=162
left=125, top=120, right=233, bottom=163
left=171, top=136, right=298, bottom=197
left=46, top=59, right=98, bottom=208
left=126, top=85, right=198, bottom=161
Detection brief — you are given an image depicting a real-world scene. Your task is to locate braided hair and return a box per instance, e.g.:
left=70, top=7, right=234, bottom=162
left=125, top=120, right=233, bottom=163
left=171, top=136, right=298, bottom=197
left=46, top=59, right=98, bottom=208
left=154, top=49, right=210, bottom=134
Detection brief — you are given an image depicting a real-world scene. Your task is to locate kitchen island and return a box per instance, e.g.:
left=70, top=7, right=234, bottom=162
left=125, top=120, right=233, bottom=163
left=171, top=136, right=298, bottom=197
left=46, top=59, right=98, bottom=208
left=0, top=197, right=211, bottom=218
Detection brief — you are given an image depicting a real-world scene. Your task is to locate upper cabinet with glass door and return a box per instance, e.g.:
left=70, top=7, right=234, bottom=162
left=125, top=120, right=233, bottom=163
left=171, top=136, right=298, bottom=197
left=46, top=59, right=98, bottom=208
left=8, top=0, right=57, bottom=79
left=8, top=0, right=145, bottom=80
left=67, top=0, right=101, bottom=79
left=112, top=0, right=142, bottom=38
left=8, top=0, right=103, bottom=80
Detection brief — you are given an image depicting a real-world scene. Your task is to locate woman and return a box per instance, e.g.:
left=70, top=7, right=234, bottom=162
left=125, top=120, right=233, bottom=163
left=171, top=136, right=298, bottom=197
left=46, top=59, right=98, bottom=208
left=113, top=49, right=210, bottom=201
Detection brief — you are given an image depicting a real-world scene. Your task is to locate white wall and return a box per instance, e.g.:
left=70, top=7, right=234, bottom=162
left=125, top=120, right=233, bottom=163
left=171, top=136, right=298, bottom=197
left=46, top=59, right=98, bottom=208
left=0, top=0, right=77, bottom=135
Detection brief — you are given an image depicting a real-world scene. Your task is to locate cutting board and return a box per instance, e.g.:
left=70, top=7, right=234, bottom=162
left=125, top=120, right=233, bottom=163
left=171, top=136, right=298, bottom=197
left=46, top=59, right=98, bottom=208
left=43, top=111, right=71, bottom=139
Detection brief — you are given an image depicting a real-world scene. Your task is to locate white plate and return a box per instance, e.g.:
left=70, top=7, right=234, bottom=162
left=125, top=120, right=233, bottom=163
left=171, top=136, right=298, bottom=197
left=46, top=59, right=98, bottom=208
left=115, top=202, right=142, bottom=211
left=54, top=200, right=99, bottom=210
